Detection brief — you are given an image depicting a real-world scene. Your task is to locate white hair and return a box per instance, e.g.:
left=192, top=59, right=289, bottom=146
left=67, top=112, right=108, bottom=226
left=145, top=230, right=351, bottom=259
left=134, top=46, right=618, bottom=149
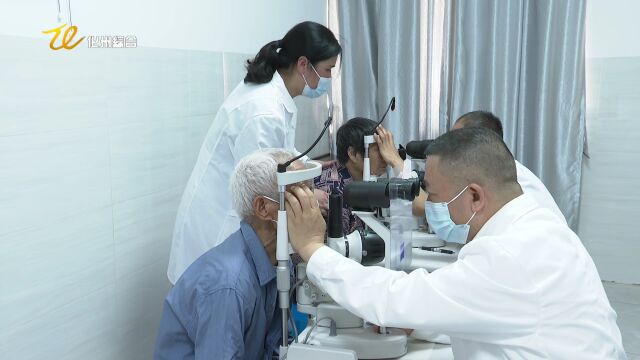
left=230, top=148, right=295, bottom=220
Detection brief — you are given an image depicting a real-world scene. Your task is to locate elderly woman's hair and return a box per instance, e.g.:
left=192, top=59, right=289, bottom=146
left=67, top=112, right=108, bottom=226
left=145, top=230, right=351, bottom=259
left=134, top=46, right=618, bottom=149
left=230, top=148, right=295, bottom=220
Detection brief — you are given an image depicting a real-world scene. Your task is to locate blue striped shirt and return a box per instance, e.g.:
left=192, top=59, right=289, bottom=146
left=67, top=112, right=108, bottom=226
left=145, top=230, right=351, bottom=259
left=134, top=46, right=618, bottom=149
left=154, top=221, right=280, bottom=359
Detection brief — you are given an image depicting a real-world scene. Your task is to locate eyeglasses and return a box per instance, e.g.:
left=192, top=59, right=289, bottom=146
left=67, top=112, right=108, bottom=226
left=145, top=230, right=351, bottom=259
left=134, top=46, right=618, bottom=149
left=263, top=195, right=279, bottom=204
left=262, top=182, right=315, bottom=205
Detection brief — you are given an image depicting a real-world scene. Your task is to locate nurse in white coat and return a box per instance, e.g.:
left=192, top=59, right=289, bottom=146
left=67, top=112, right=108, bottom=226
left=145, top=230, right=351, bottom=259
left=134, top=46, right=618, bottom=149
left=167, top=21, right=341, bottom=284
left=285, top=128, right=626, bottom=359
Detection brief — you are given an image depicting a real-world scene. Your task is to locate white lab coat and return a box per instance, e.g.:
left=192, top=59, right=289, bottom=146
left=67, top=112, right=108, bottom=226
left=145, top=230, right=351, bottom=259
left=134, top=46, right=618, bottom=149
left=515, top=160, right=566, bottom=224
left=306, top=194, right=626, bottom=359
left=167, top=71, right=299, bottom=284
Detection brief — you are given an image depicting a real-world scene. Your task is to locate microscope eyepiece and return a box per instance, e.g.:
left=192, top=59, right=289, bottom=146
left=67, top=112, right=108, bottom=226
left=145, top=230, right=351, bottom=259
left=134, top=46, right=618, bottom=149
left=343, top=178, right=420, bottom=210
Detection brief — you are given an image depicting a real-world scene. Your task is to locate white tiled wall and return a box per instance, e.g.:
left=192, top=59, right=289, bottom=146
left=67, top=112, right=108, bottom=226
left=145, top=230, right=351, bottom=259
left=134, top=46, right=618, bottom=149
left=578, top=56, right=640, bottom=285
left=580, top=0, right=640, bottom=285
left=0, top=33, right=328, bottom=359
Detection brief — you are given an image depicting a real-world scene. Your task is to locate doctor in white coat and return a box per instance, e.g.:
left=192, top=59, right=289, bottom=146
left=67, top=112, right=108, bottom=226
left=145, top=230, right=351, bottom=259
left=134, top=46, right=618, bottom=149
left=167, top=21, right=341, bottom=284
left=285, top=128, right=626, bottom=359
left=451, top=110, right=566, bottom=223
left=413, top=111, right=566, bottom=226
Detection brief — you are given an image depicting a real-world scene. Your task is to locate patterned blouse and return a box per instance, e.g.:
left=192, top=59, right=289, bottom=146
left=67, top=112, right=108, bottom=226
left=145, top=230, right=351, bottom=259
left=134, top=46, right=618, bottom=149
left=313, top=160, right=365, bottom=235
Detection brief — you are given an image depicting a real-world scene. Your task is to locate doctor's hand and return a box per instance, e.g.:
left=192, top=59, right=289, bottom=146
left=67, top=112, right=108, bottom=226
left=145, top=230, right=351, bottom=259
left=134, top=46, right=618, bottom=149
left=285, top=186, right=326, bottom=262
left=374, top=125, right=404, bottom=172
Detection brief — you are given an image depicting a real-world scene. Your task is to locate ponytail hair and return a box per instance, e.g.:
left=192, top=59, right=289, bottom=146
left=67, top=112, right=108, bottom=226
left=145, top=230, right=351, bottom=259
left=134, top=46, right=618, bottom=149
left=244, top=21, right=342, bottom=84
left=243, top=40, right=288, bottom=84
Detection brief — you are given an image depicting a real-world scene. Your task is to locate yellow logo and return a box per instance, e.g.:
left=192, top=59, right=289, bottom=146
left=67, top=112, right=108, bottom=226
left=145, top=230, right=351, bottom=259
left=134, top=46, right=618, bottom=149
left=42, top=23, right=85, bottom=50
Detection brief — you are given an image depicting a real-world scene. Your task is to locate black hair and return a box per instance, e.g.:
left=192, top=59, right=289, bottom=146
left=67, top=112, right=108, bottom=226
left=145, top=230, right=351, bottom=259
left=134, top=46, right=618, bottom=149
left=244, top=21, right=342, bottom=84
left=425, top=127, right=517, bottom=189
left=455, top=111, right=504, bottom=139
left=336, top=117, right=378, bottom=165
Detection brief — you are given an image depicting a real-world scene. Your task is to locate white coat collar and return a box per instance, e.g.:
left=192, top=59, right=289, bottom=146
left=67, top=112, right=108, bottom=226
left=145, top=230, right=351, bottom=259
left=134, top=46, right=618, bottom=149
left=473, top=193, right=539, bottom=239
left=271, top=70, right=297, bottom=114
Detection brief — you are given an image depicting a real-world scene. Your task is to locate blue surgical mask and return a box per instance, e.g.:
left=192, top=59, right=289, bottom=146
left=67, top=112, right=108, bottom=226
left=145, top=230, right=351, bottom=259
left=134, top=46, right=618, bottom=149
left=302, top=64, right=330, bottom=98
left=424, top=185, right=476, bottom=244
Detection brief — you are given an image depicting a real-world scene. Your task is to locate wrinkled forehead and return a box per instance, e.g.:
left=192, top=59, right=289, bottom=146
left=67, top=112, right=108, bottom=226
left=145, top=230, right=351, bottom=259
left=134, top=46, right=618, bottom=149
left=287, top=160, right=304, bottom=171
left=282, top=160, right=314, bottom=190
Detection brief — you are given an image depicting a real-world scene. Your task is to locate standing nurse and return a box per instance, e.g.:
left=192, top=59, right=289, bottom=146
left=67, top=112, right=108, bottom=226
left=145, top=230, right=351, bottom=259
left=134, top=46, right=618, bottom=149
left=167, top=21, right=341, bottom=284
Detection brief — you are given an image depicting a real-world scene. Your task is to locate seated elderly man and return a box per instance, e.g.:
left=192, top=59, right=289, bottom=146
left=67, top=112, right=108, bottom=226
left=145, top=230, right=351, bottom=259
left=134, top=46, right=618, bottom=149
left=314, top=117, right=409, bottom=233
left=286, top=128, right=626, bottom=359
left=154, top=148, right=300, bottom=360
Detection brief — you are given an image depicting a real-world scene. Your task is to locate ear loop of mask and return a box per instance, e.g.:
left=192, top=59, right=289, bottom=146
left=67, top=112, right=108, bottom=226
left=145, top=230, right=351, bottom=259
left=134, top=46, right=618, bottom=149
left=301, top=62, right=321, bottom=83
left=310, top=63, right=322, bottom=81
left=453, top=187, right=477, bottom=227
left=447, top=185, right=469, bottom=205
left=465, top=211, right=477, bottom=225
left=450, top=186, right=476, bottom=225
left=301, top=63, right=312, bottom=88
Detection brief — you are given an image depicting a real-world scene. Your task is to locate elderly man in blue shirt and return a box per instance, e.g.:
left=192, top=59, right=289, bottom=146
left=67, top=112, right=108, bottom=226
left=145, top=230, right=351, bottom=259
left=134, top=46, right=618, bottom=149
left=154, top=148, right=300, bottom=360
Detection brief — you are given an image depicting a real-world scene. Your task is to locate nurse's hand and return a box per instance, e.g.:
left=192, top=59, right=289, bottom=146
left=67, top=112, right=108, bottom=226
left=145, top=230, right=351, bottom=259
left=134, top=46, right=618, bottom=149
left=313, top=189, right=329, bottom=217
left=285, top=186, right=326, bottom=262
left=374, top=125, right=404, bottom=172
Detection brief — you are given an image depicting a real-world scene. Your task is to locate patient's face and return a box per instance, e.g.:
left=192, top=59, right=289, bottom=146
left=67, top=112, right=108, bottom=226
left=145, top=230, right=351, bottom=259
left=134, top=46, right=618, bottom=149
left=367, top=143, right=387, bottom=176
left=350, top=144, right=386, bottom=178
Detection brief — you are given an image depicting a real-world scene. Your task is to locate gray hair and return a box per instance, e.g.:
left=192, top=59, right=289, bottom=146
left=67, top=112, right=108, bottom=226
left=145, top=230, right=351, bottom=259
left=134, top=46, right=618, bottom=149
left=230, top=148, right=295, bottom=220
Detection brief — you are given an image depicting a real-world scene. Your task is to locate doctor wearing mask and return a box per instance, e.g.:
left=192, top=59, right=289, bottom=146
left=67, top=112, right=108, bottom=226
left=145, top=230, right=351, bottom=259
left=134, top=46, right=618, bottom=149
left=167, top=21, right=341, bottom=284
left=285, top=128, right=626, bottom=359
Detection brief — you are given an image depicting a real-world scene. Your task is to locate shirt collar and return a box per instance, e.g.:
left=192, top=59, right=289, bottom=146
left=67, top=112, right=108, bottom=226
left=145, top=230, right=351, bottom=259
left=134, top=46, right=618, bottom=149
left=271, top=70, right=297, bottom=114
left=474, top=193, right=539, bottom=239
left=240, top=221, right=277, bottom=286
left=327, top=160, right=352, bottom=179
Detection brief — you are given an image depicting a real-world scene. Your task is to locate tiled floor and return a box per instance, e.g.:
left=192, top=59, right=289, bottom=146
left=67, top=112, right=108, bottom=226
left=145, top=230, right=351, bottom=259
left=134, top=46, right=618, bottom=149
left=604, top=281, right=640, bottom=359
